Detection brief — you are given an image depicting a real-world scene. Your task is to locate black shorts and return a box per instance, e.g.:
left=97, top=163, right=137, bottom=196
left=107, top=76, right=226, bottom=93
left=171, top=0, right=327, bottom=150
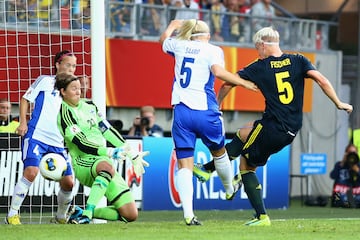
left=239, top=118, right=296, bottom=167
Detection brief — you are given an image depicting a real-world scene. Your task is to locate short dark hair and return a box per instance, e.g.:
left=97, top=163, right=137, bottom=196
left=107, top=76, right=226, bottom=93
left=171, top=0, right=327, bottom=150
left=55, top=73, right=79, bottom=95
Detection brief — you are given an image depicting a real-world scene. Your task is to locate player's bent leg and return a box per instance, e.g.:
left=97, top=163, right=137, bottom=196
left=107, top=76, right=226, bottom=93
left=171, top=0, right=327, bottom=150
left=225, top=134, right=244, bottom=160
left=201, top=160, right=216, bottom=173
left=176, top=154, right=199, bottom=226
left=79, top=170, right=112, bottom=222
left=193, top=163, right=212, bottom=183
left=23, top=166, right=40, bottom=182
left=212, top=150, right=234, bottom=198
left=54, top=175, right=74, bottom=223
left=93, top=206, right=121, bottom=221
left=54, top=188, right=73, bottom=223
left=177, top=167, right=197, bottom=225
left=245, top=214, right=271, bottom=226
left=59, top=174, right=74, bottom=191
left=117, top=202, right=138, bottom=222
left=193, top=131, right=245, bottom=182
left=242, top=170, right=268, bottom=220
left=6, top=175, right=33, bottom=225
left=104, top=173, right=138, bottom=222
left=225, top=174, right=243, bottom=200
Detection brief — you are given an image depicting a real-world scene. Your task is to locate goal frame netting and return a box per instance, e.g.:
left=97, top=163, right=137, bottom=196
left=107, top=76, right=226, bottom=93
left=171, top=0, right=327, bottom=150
left=0, top=0, right=103, bottom=224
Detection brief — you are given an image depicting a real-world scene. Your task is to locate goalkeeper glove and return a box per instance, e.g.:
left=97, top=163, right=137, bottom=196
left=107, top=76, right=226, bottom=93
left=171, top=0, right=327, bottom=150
left=126, top=149, right=150, bottom=177
left=107, top=147, right=127, bottom=161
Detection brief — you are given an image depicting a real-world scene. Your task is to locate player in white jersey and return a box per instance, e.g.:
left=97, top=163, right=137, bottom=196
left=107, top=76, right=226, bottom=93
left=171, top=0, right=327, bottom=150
left=24, top=75, right=65, bottom=146
left=160, top=19, right=258, bottom=226
left=5, top=50, right=78, bottom=225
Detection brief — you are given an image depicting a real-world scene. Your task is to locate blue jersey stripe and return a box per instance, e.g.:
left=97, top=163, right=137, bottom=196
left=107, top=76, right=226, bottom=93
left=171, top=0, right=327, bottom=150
left=28, top=91, right=45, bottom=130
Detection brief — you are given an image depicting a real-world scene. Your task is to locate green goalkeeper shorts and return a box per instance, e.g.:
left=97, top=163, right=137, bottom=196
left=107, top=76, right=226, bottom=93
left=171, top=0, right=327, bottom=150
left=73, top=155, right=134, bottom=207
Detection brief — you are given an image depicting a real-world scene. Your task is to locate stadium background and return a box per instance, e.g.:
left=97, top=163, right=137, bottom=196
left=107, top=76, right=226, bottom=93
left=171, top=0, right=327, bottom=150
left=0, top=0, right=358, bottom=221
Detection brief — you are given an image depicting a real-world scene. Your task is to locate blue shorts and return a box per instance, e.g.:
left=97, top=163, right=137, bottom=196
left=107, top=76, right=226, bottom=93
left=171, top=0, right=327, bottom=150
left=172, top=103, right=225, bottom=159
left=22, top=137, right=72, bottom=176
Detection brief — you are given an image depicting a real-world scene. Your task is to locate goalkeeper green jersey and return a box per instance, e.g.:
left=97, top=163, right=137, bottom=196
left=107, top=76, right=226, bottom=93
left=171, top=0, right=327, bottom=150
left=57, top=99, right=126, bottom=160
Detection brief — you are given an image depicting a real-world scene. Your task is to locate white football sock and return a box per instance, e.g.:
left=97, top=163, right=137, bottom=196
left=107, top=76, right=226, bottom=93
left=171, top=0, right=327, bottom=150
left=176, top=168, right=194, bottom=219
left=8, top=177, right=31, bottom=217
left=214, top=152, right=234, bottom=195
left=56, top=188, right=73, bottom=219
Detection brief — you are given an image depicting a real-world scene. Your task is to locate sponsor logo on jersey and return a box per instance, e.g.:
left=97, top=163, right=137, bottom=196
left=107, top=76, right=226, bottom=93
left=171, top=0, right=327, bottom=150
left=70, top=125, right=81, bottom=134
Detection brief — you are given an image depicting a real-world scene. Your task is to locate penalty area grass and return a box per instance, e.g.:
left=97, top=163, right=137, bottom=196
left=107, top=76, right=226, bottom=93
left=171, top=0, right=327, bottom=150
left=1, top=199, right=359, bottom=240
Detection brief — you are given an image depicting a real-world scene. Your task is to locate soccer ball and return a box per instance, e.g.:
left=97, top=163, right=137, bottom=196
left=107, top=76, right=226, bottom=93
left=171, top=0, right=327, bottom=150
left=39, top=153, right=67, bottom=181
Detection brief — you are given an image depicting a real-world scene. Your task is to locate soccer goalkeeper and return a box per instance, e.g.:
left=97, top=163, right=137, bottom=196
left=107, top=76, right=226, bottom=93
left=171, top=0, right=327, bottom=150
left=55, top=73, right=149, bottom=224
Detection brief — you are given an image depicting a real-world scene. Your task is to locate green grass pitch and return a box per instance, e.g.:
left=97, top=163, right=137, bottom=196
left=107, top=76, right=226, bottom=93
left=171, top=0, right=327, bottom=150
left=1, top=199, right=359, bottom=240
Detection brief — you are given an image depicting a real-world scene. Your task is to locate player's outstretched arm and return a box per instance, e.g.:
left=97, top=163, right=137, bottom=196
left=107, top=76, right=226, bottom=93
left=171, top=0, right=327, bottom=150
left=308, top=70, right=353, bottom=114
left=159, top=19, right=183, bottom=44
left=211, top=64, right=258, bottom=91
left=217, top=83, right=235, bottom=106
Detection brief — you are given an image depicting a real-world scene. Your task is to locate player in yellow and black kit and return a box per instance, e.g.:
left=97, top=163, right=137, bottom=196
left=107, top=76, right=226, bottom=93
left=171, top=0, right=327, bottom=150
left=194, top=26, right=353, bottom=226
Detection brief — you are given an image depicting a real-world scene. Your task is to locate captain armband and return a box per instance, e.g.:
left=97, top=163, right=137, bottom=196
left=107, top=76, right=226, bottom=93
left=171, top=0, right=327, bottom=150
left=98, top=120, right=112, bottom=133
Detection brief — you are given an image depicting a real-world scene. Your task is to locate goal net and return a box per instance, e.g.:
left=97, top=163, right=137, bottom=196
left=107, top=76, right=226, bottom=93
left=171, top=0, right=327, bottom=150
left=0, top=0, right=92, bottom=224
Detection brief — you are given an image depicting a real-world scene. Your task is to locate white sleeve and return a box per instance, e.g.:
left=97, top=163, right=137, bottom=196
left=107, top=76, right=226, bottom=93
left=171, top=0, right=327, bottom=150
left=23, top=75, right=53, bottom=103
left=209, top=46, right=225, bottom=68
left=162, top=37, right=175, bottom=54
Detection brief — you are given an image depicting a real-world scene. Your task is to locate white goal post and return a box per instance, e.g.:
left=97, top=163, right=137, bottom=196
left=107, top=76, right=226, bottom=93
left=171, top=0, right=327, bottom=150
left=0, top=0, right=107, bottom=224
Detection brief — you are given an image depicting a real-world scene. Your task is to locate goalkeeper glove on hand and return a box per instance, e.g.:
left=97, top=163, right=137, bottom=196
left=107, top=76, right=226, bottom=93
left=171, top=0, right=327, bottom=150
left=127, top=150, right=150, bottom=177
left=107, top=147, right=127, bottom=162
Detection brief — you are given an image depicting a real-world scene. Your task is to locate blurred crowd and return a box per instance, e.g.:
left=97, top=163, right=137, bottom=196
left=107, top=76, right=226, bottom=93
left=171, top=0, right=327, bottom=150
left=4, top=0, right=280, bottom=43
left=5, top=0, right=91, bottom=29
left=110, top=0, right=278, bottom=43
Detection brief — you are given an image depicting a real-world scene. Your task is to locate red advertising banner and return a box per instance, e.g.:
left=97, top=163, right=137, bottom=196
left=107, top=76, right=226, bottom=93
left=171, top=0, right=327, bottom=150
left=1, top=33, right=313, bottom=112
left=106, top=39, right=314, bottom=112
left=0, top=30, right=91, bottom=102
left=106, top=39, right=174, bottom=108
